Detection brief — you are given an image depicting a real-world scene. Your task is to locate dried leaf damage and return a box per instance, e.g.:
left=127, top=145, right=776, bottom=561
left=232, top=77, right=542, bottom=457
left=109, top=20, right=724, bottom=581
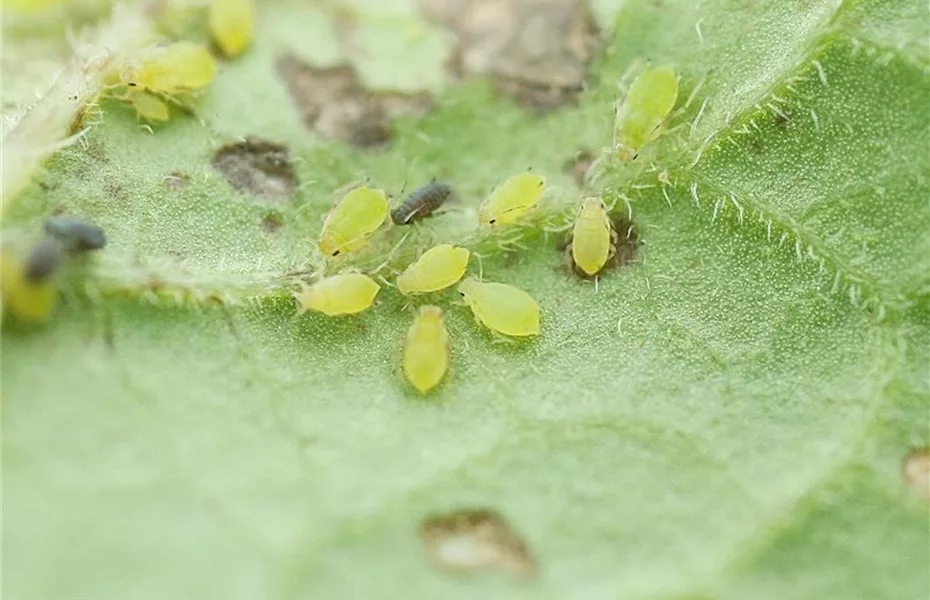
left=419, top=0, right=601, bottom=113
left=211, top=137, right=296, bottom=201
left=419, top=507, right=536, bottom=577
left=275, top=54, right=433, bottom=149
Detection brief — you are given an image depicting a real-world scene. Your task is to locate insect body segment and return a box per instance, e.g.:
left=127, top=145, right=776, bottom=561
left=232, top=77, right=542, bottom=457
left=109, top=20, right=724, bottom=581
left=209, top=0, right=255, bottom=58
left=403, top=306, right=450, bottom=393
left=477, top=173, right=545, bottom=226
left=44, top=216, right=107, bottom=252
left=124, top=41, right=217, bottom=94
left=614, top=66, right=678, bottom=161
left=294, top=273, right=380, bottom=316
left=396, top=244, right=469, bottom=295
left=391, top=181, right=454, bottom=225
left=571, top=198, right=612, bottom=276
left=319, top=186, right=389, bottom=257
left=458, top=278, right=540, bottom=337
left=1, top=244, right=60, bottom=323
left=127, top=90, right=170, bottom=121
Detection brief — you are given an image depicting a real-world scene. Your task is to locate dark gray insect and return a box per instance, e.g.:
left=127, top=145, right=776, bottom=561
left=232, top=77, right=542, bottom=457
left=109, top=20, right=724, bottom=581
left=391, top=181, right=454, bottom=225
left=44, top=216, right=107, bottom=252
left=23, top=238, right=63, bottom=283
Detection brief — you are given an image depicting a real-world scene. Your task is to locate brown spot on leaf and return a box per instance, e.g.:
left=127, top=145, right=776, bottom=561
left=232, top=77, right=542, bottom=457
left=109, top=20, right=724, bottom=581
left=903, top=448, right=930, bottom=501
left=563, top=149, right=595, bottom=187
left=261, top=211, right=285, bottom=233
left=211, top=137, right=297, bottom=202
left=163, top=171, right=190, bottom=191
left=419, top=507, right=536, bottom=577
left=420, top=0, right=600, bottom=113
left=563, top=212, right=640, bottom=278
left=275, top=54, right=432, bottom=149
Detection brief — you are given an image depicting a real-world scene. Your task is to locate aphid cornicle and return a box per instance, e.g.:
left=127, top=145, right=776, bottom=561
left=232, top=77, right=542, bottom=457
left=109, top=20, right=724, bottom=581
left=458, top=278, right=540, bottom=337
left=571, top=197, right=613, bottom=276
left=396, top=244, right=470, bottom=295
left=403, top=305, right=450, bottom=394
left=318, top=186, right=389, bottom=257
left=294, top=273, right=380, bottom=316
left=391, top=181, right=454, bottom=225
left=44, top=216, right=107, bottom=252
left=614, top=66, right=679, bottom=161
left=209, top=0, right=254, bottom=58
left=477, top=172, right=546, bottom=226
left=1, top=242, right=61, bottom=323
left=123, top=41, right=217, bottom=94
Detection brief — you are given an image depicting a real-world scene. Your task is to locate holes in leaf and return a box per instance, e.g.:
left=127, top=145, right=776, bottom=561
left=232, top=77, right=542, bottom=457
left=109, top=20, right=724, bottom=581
left=211, top=137, right=297, bottom=202
left=419, top=507, right=536, bottom=577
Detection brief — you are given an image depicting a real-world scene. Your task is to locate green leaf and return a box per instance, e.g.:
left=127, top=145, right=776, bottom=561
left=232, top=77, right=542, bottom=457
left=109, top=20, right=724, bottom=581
left=2, top=1, right=928, bottom=599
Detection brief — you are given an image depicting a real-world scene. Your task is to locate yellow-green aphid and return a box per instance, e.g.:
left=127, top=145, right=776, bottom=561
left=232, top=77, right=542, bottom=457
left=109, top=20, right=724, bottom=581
left=614, top=66, right=679, bottom=161
left=319, top=186, right=389, bottom=257
left=294, top=273, right=380, bottom=316
left=128, top=90, right=170, bottom=121
left=209, top=0, right=254, bottom=58
left=0, top=243, right=59, bottom=323
left=396, top=244, right=469, bottom=295
left=477, top=172, right=546, bottom=226
left=124, top=41, right=217, bottom=94
left=403, top=305, right=450, bottom=394
left=458, top=278, right=540, bottom=337
left=572, top=197, right=612, bottom=276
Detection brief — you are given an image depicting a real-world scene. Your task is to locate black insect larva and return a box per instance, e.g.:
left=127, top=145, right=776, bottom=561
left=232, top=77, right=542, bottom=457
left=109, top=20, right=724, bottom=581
left=391, top=181, right=454, bottom=225
left=44, top=216, right=107, bottom=252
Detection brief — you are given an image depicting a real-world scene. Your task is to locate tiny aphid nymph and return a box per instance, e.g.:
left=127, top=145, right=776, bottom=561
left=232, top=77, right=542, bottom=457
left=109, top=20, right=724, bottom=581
left=319, top=186, right=389, bottom=257
left=614, top=66, right=679, bottom=161
left=391, top=181, right=454, bottom=225
left=396, top=244, right=469, bottom=295
left=403, top=305, right=450, bottom=394
left=477, top=172, right=545, bottom=226
left=294, top=273, right=380, bottom=316
left=44, top=216, right=107, bottom=253
left=1, top=244, right=59, bottom=323
left=571, top=197, right=613, bottom=276
left=209, top=0, right=255, bottom=58
left=458, top=278, right=540, bottom=337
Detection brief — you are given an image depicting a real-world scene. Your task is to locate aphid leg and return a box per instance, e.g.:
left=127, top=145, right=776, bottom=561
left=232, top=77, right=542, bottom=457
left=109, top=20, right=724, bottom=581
left=594, top=276, right=599, bottom=293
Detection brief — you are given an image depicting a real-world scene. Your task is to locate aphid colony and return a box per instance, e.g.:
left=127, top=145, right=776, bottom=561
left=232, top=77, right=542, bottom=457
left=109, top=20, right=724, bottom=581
left=1, top=217, right=107, bottom=323
left=105, top=0, right=255, bottom=121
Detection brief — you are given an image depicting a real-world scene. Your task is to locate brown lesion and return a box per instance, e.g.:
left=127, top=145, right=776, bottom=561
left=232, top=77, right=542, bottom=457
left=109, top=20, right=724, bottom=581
left=420, top=0, right=601, bottom=114
left=211, top=137, right=297, bottom=202
left=419, top=507, right=537, bottom=577
left=563, top=149, right=595, bottom=187
left=275, top=54, right=433, bottom=150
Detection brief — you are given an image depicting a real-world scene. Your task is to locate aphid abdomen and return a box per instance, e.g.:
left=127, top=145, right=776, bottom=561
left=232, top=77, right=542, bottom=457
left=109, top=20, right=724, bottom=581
left=396, top=244, right=469, bottom=295
left=458, top=278, right=540, bottom=337
left=391, top=181, right=453, bottom=225
left=571, top=201, right=611, bottom=276
left=209, top=0, right=254, bottom=58
left=403, top=305, right=450, bottom=393
left=319, top=186, right=389, bottom=257
left=1, top=245, right=58, bottom=322
left=44, top=216, right=107, bottom=252
left=294, top=273, right=380, bottom=316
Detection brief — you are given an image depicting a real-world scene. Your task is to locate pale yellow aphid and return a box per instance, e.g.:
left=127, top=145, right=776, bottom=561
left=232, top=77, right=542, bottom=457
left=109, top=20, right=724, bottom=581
left=614, top=66, right=679, bottom=161
left=1, top=246, right=57, bottom=323
left=319, top=186, right=389, bottom=257
left=209, top=0, right=254, bottom=58
left=294, top=273, right=380, bottom=316
left=403, top=305, right=450, bottom=394
left=396, top=244, right=469, bottom=295
left=572, top=197, right=613, bottom=276
left=458, top=278, right=540, bottom=337
left=477, top=173, right=546, bottom=226
left=123, top=41, right=217, bottom=94
left=128, top=90, right=170, bottom=121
